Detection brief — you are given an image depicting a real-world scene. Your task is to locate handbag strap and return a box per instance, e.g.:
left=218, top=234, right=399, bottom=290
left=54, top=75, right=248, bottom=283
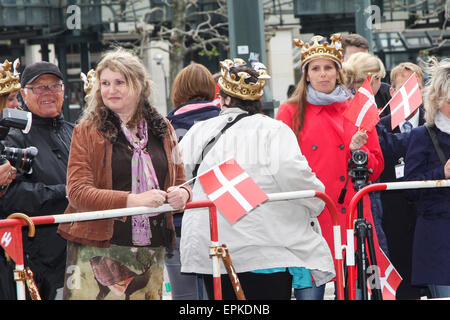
left=425, top=124, right=447, bottom=166
left=192, top=112, right=249, bottom=180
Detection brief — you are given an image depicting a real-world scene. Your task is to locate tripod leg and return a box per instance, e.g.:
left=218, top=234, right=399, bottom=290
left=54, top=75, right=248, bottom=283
left=366, top=223, right=383, bottom=300
left=355, top=219, right=369, bottom=300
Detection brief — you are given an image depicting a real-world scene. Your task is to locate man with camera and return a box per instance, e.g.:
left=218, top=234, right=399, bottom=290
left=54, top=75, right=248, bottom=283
left=0, top=61, right=74, bottom=300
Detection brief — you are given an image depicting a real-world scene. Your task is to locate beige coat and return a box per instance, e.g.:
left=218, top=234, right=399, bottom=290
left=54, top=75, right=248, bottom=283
left=178, top=108, right=335, bottom=286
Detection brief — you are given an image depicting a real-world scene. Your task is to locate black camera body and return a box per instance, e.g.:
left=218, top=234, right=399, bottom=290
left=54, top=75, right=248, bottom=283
left=348, top=149, right=372, bottom=191
left=0, top=108, right=38, bottom=174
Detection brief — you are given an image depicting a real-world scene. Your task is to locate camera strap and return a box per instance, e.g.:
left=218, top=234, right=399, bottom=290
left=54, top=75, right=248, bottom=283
left=425, top=124, right=447, bottom=166
left=191, top=113, right=249, bottom=183
left=338, top=172, right=351, bottom=204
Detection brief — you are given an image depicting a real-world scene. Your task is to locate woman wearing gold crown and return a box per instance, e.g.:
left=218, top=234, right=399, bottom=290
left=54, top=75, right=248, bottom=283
left=0, top=58, right=20, bottom=300
left=0, top=59, right=21, bottom=112
left=178, top=58, right=335, bottom=300
left=0, top=59, right=20, bottom=187
left=276, top=34, right=385, bottom=299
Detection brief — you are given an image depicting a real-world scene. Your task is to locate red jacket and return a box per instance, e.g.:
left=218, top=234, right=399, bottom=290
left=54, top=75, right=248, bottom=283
left=276, top=101, right=385, bottom=266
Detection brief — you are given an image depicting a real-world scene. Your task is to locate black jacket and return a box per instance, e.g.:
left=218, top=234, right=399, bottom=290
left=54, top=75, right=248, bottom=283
left=0, top=111, right=74, bottom=299
left=166, top=101, right=221, bottom=142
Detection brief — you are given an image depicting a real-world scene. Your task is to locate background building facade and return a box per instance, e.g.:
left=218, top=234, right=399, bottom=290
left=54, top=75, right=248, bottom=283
left=0, top=0, right=448, bottom=121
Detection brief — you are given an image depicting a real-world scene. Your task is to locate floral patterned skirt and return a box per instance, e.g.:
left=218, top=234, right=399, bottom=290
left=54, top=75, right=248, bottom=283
left=62, top=241, right=165, bottom=300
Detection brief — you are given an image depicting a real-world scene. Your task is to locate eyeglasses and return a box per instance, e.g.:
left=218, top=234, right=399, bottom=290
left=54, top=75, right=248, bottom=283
left=25, top=83, right=64, bottom=95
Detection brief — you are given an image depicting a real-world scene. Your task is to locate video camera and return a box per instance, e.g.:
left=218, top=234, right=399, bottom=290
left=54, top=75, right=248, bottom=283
left=348, top=149, right=372, bottom=191
left=0, top=108, right=38, bottom=174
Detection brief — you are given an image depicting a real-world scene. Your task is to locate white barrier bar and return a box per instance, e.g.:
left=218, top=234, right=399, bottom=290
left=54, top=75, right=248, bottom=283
left=1, top=190, right=343, bottom=300
left=52, top=204, right=176, bottom=224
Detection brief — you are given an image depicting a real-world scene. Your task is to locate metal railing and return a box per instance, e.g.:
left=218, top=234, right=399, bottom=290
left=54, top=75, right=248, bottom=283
left=0, top=190, right=345, bottom=300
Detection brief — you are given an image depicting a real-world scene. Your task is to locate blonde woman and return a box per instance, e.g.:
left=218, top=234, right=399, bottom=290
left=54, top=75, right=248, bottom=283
left=377, top=61, right=427, bottom=300
left=405, top=58, right=450, bottom=298
left=342, top=51, right=386, bottom=99
left=58, top=48, right=192, bottom=300
left=342, top=51, right=390, bottom=258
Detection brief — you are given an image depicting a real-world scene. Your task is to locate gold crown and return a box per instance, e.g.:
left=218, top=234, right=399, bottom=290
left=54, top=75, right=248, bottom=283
left=218, top=58, right=271, bottom=101
left=0, top=59, right=21, bottom=96
left=294, top=34, right=344, bottom=71
left=80, top=69, right=96, bottom=101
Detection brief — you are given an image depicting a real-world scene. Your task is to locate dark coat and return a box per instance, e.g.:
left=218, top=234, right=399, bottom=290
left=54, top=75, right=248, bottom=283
left=375, top=82, right=392, bottom=118
left=166, top=101, right=221, bottom=142
left=405, top=125, right=450, bottom=286
left=0, top=112, right=74, bottom=300
left=376, top=108, right=428, bottom=298
left=166, top=101, right=220, bottom=231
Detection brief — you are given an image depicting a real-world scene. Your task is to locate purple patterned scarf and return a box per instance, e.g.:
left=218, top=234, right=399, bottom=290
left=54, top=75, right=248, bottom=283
left=120, top=119, right=160, bottom=246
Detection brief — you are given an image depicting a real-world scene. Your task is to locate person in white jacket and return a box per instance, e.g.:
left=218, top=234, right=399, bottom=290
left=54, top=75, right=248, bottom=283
left=178, top=58, right=335, bottom=300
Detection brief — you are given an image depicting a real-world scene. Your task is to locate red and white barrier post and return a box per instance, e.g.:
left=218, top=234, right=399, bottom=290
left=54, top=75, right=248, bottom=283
left=184, top=200, right=223, bottom=300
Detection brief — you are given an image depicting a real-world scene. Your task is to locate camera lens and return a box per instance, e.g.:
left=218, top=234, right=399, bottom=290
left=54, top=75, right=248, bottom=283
left=2, top=146, right=38, bottom=174
left=352, top=149, right=368, bottom=166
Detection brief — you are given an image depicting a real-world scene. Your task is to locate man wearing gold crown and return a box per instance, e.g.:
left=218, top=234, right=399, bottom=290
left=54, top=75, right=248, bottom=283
left=178, top=58, right=335, bottom=300
left=276, top=34, right=385, bottom=299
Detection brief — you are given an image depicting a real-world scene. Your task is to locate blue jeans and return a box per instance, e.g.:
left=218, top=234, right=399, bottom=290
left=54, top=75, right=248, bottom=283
left=428, top=284, right=450, bottom=299
left=294, top=282, right=326, bottom=300
left=165, top=236, right=207, bottom=300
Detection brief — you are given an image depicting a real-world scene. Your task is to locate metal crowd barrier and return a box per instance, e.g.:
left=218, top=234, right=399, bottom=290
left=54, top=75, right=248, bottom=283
left=345, top=180, right=450, bottom=300
left=0, top=190, right=345, bottom=300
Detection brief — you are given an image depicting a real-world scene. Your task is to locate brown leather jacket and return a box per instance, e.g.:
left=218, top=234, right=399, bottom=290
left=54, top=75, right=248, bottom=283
left=57, top=121, right=192, bottom=248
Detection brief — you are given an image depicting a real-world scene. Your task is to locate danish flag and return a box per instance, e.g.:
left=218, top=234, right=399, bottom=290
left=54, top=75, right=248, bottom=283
left=343, top=76, right=380, bottom=131
left=389, top=72, right=422, bottom=130
left=0, top=227, right=23, bottom=265
left=378, top=249, right=402, bottom=300
left=198, top=158, right=268, bottom=224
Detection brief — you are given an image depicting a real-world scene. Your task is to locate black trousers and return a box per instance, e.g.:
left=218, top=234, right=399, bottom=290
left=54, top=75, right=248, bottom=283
left=203, top=270, right=292, bottom=300
left=0, top=250, right=16, bottom=300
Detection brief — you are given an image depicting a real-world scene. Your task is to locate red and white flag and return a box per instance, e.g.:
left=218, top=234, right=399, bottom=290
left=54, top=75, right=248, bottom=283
left=198, top=158, right=268, bottom=224
left=0, top=227, right=23, bottom=265
left=343, top=76, right=380, bottom=131
left=378, top=249, right=403, bottom=300
left=389, top=72, right=422, bottom=130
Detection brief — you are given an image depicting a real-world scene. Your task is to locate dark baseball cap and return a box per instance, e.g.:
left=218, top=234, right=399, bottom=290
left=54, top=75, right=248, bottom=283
left=20, top=61, right=64, bottom=87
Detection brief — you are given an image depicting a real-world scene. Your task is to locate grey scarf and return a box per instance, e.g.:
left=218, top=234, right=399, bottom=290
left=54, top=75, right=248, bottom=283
left=306, top=84, right=351, bottom=106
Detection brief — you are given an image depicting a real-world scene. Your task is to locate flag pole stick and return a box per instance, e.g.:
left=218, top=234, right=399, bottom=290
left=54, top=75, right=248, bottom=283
left=377, top=100, right=391, bottom=116
left=176, top=158, right=235, bottom=189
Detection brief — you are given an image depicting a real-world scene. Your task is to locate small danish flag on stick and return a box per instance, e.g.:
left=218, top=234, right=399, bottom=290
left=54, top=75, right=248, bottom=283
left=388, top=72, right=422, bottom=130
left=198, top=158, right=268, bottom=224
left=343, top=76, right=380, bottom=132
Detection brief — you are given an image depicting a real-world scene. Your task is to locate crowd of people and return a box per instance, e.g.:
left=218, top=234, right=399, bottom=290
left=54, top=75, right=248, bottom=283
left=0, top=32, right=448, bottom=300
